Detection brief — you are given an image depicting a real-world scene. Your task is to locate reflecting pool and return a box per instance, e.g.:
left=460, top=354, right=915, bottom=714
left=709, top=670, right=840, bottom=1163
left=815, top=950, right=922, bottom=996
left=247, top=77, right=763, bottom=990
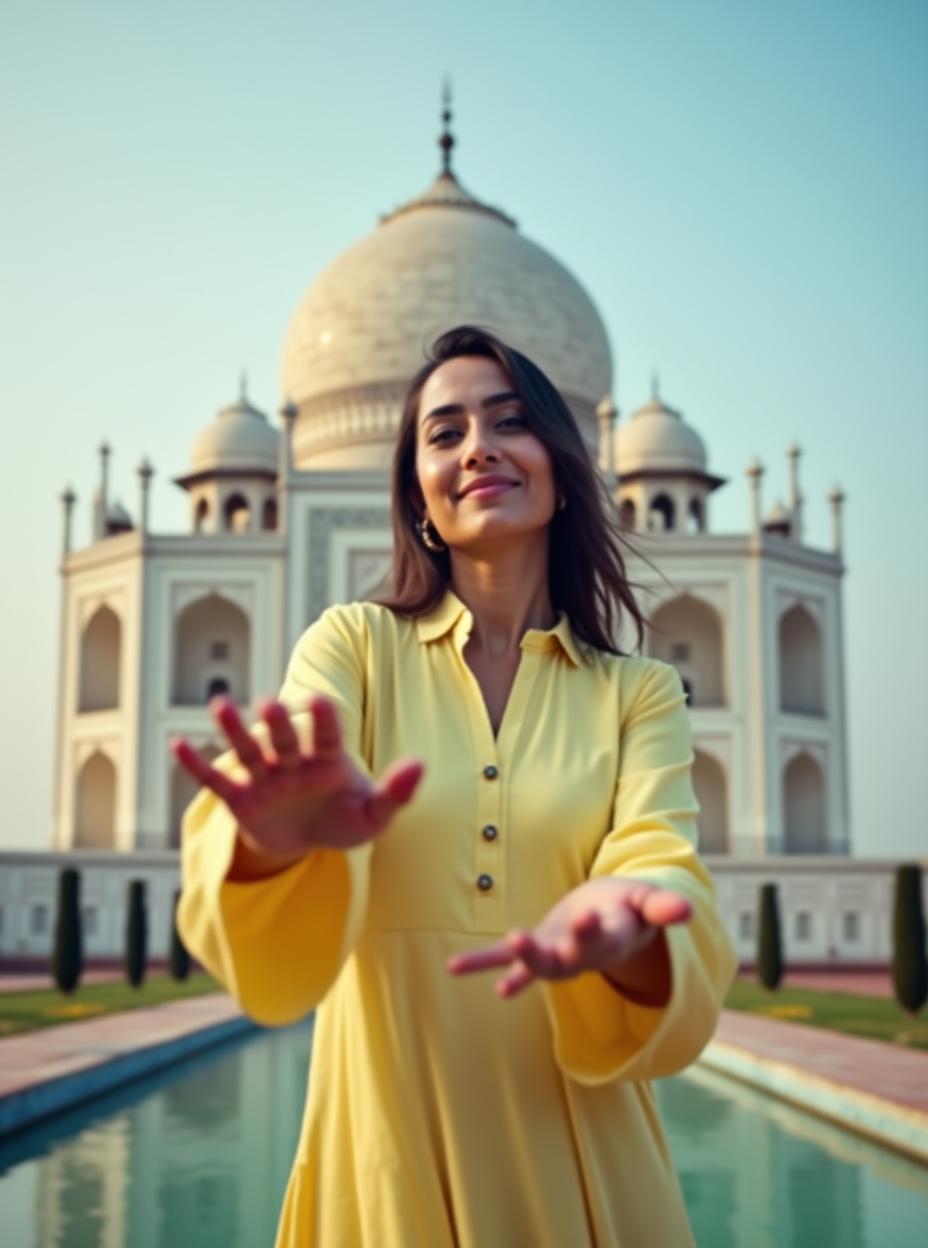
left=0, top=1020, right=926, bottom=1247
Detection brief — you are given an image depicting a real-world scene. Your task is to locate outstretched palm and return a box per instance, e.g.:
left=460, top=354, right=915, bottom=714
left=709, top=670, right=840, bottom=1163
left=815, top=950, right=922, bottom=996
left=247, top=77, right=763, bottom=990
left=171, top=693, right=425, bottom=864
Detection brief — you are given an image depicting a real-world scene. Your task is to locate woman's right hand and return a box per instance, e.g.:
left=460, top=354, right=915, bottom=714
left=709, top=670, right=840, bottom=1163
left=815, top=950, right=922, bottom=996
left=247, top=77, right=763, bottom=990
left=170, top=694, right=425, bottom=875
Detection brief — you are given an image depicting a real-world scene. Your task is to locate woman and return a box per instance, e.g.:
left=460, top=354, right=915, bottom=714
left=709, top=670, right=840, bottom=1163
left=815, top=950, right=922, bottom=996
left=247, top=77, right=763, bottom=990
left=173, top=324, right=737, bottom=1247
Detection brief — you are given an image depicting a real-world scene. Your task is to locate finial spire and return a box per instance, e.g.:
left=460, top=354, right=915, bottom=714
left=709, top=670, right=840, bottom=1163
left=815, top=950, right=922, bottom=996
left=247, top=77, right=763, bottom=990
left=651, top=369, right=660, bottom=400
left=438, top=76, right=455, bottom=176
left=239, top=370, right=248, bottom=403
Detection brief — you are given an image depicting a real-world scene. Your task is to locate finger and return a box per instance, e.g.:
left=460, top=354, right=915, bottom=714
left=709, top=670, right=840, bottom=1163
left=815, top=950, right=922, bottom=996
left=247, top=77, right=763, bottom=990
left=446, top=941, right=514, bottom=975
left=511, top=932, right=566, bottom=979
left=365, top=758, right=426, bottom=829
left=308, top=696, right=343, bottom=760
left=496, top=961, right=535, bottom=999
left=261, top=700, right=301, bottom=768
left=571, top=910, right=602, bottom=943
left=170, top=737, right=242, bottom=807
left=211, top=697, right=270, bottom=781
left=637, top=888, right=692, bottom=928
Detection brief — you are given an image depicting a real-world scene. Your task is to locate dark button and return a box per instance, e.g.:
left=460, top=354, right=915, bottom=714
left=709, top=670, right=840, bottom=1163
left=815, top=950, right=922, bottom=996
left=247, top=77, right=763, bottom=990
left=477, top=873, right=494, bottom=891
left=483, top=764, right=498, bottom=780
left=482, top=824, right=498, bottom=842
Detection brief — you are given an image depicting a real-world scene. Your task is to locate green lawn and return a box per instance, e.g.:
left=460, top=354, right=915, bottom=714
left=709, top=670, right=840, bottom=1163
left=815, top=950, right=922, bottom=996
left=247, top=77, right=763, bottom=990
left=725, top=978, right=928, bottom=1051
left=0, top=973, right=222, bottom=1037
left=1, top=972, right=925, bottom=1051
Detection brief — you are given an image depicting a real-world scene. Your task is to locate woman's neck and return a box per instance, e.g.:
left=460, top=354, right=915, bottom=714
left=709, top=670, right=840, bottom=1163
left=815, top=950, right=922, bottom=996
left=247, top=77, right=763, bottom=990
left=449, top=542, right=555, bottom=661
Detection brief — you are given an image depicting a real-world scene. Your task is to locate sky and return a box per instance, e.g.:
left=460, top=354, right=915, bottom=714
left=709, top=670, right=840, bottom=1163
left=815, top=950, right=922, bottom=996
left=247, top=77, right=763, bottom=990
left=1, top=0, right=926, bottom=857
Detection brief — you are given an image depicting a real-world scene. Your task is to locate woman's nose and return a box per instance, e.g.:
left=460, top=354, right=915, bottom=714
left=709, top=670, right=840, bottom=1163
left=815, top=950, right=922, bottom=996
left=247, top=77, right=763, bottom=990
left=461, top=423, right=499, bottom=465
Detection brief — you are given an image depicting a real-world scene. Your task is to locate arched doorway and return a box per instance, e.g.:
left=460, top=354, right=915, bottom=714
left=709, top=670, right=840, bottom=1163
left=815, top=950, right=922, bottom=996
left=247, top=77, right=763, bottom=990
left=170, top=745, right=221, bottom=848
left=74, top=750, right=117, bottom=848
left=779, top=604, right=824, bottom=715
left=692, top=750, right=728, bottom=852
left=78, top=606, right=121, bottom=712
left=649, top=594, right=725, bottom=707
left=173, top=593, right=251, bottom=706
left=783, top=752, right=826, bottom=852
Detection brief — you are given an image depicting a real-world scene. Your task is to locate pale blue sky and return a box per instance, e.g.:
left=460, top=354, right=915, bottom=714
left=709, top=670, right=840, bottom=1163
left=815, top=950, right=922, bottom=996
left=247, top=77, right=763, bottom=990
left=1, top=0, right=926, bottom=856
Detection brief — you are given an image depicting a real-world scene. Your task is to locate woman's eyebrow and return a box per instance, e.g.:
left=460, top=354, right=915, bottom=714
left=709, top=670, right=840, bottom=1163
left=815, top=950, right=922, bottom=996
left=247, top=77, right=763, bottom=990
left=422, top=391, right=520, bottom=423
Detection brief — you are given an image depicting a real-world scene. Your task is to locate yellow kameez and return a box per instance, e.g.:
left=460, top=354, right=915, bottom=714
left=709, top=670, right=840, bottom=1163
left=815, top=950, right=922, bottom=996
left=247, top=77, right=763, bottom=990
left=178, top=589, right=737, bottom=1247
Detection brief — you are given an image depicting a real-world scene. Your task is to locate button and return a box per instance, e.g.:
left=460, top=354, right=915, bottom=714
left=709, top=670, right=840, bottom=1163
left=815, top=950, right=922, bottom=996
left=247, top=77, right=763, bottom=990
left=483, top=764, right=498, bottom=780
left=482, top=824, right=498, bottom=842
left=477, top=874, right=494, bottom=891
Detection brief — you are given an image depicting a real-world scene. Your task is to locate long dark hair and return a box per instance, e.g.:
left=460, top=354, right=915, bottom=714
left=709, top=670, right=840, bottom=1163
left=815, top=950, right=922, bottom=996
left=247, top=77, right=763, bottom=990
left=369, top=325, right=650, bottom=657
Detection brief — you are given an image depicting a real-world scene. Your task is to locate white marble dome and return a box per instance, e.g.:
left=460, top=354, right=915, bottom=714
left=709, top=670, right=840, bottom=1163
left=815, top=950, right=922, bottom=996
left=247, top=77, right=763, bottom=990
left=280, top=168, right=613, bottom=470
left=189, top=390, right=279, bottom=475
left=616, top=393, right=707, bottom=475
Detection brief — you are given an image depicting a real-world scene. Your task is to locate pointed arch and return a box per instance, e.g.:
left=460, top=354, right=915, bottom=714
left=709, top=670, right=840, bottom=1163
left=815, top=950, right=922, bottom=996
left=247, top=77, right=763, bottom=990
left=74, top=750, right=117, bottom=848
left=649, top=593, right=725, bottom=707
left=779, top=604, right=824, bottom=715
left=687, top=497, right=704, bottom=534
left=194, top=498, right=210, bottom=533
left=170, top=745, right=221, bottom=849
left=783, top=751, right=826, bottom=852
left=692, top=750, right=728, bottom=853
left=618, top=499, right=636, bottom=531
left=172, top=592, right=251, bottom=706
left=262, top=497, right=278, bottom=531
left=648, top=493, right=676, bottom=533
left=223, top=493, right=251, bottom=533
left=78, top=605, right=121, bottom=712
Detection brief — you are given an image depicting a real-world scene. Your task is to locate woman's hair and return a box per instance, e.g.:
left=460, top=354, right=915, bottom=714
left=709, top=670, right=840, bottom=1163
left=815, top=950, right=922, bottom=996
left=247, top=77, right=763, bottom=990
left=368, top=324, right=650, bottom=657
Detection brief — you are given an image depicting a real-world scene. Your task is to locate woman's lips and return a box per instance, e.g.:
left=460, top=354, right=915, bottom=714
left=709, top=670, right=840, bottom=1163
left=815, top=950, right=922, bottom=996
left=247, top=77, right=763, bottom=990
left=460, top=482, right=518, bottom=500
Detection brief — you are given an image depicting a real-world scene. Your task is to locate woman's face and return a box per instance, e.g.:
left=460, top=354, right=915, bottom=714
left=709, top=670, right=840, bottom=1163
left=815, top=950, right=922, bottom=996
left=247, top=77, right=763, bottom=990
left=414, top=355, right=558, bottom=552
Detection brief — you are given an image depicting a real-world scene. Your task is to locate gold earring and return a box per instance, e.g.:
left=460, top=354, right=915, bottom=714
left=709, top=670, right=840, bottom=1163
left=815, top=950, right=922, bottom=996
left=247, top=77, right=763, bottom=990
left=418, top=517, right=447, bottom=552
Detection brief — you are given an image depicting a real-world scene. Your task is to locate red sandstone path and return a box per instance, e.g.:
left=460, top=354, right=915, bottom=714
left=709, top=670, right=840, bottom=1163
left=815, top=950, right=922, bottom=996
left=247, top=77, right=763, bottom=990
left=0, top=992, right=923, bottom=1123
left=3, top=968, right=896, bottom=998
left=713, top=1009, right=928, bottom=1116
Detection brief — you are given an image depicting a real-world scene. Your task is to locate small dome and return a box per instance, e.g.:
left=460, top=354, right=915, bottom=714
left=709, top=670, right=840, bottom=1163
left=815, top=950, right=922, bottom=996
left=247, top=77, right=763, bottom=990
left=616, top=392, right=707, bottom=475
left=108, top=498, right=132, bottom=526
left=189, top=387, right=279, bottom=475
left=766, top=499, right=789, bottom=523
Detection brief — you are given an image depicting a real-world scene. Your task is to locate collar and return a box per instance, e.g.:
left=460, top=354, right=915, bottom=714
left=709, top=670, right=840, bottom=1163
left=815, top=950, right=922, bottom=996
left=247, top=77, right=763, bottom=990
left=416, top=587, right=583, bottom=668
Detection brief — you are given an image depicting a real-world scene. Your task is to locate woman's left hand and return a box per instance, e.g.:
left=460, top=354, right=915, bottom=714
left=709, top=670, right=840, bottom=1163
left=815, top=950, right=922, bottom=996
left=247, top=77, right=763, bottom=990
left=446, top=878, right=692, bottom=1000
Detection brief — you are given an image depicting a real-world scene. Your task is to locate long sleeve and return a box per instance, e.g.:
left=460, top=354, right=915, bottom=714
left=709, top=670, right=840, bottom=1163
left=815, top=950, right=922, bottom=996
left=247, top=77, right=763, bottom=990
left=542, top=659, right=737, bottom=1085
left=177, top=604, right=374, bottom=1027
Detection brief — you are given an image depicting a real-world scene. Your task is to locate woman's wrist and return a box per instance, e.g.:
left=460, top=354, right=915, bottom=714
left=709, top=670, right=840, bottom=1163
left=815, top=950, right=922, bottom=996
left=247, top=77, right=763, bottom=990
left=227, top=828, right=314, bottom=882
left=601, top=930, right=672, bottom=1008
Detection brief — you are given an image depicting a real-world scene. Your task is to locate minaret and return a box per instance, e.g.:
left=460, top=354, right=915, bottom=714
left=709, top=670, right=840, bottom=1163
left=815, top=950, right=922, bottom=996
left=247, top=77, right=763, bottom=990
left=596, top=395, right=617, bottom=493
left=278, top=398, right=298, bottom=534
left=137, top=458, right=154, bottom=535
left=746, top=457, right=764, bottom=535
left=438, top=76, right=455, bottom=177
left=94, top=441, right=111, bottom=541
left=787, top=442, right=803, bottom=542
left=60, top=486, right=76, bottom=557
left=827, top=484, right=845, bottom=556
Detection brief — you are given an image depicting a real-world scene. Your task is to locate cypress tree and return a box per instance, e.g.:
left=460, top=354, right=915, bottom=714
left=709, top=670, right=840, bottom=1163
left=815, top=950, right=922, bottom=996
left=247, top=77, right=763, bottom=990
left=757, top=882, right=784, bottom=991
left=168, top=889, right=191, bottom=981
left=51, top=866, right=83, bottom=994
left=125, top=879, right=148, bottom=989
left=892, top=863, right=928, bottom=1018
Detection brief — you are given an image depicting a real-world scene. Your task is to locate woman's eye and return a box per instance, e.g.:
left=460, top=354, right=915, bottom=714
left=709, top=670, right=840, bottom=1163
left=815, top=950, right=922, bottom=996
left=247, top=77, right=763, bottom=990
left=427, top=414, right=525, bottom=445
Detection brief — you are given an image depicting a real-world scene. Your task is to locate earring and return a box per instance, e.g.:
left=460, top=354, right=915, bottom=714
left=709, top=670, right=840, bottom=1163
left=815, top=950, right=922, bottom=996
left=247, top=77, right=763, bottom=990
left=556, top=494, right=567, bottom=512
left=418, top=517, right=447, bottom=552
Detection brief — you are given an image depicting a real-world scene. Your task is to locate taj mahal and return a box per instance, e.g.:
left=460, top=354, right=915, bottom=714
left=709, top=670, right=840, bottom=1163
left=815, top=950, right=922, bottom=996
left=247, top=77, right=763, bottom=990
left=0, top=100, right=906, bottom=969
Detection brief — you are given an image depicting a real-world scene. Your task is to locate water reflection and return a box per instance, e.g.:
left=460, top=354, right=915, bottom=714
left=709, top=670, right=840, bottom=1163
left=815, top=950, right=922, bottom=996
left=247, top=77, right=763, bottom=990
left=0, top=1021, right=926, bottom=1248
left=656, top=1068, right=928, bottom=1248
